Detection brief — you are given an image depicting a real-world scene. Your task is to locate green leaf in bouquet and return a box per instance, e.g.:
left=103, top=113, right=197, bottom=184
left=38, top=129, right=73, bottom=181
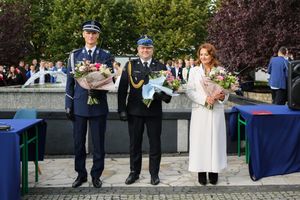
left=87, top=96, right=100, bottom=105
left=143, top=99, right=153, bottom=108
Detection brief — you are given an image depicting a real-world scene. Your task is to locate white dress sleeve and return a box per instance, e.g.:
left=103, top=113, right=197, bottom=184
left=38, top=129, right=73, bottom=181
left=185, top=67, right=207, bottom=106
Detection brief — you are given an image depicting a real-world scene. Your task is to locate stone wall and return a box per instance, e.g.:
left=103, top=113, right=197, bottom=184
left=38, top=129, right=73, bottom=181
left=0, top=87, right=261, bottom=155
left=0, top=87, right=193, bottom=154
left=0, top=86, right=270, bottom=110
left=0, top=87, right=192, bottom=111
left=243, top=91, right=272, bottom=104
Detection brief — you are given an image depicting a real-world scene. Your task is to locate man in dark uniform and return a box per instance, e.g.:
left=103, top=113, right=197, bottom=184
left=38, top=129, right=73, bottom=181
left=118, top=35, right=171, bottom=185
left=65, top=20, right=113, bottom=188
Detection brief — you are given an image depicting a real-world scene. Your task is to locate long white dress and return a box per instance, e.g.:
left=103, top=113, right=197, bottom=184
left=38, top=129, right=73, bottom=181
left=186, top=65, right=228, bottom=173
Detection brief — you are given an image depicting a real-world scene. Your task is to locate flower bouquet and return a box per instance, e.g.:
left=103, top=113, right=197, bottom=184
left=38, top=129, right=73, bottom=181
left=202, top=66, right=239, bottom=109
left=162, top=70, right=181, bottom=91
left=72, top=60, right=114, bottom=105
left=142, top=70, right=181, bottom=107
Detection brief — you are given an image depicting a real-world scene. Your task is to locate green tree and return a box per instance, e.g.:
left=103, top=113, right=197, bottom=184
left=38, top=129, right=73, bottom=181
left=45, top=0, right=86, bottom=61
left=133, top=0, right=210, bottom=60
left=3, top=0, right=214, bottom=62
left=46, top=0, right=138, bottom=61
left=98, top=0, right=138, bottom=56
left=26, top=0, right=54, bottom=61
left=0, top=1, right=31, bottom=65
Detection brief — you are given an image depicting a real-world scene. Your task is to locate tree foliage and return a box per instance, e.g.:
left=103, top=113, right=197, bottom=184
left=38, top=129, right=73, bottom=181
left=26, top=0, right=54, bottom=60
left=99, top=0, right=138, bottom=56
left=207, top=0, right=300, bottom=73
left=2, top=0, right=212, bottom=63
left=0, top=1, right=31, bottom=65
left=46, top=0, right=210, bottom=61
left=45, top=0, right=89, bottom=61
left=134, top=0, right=210, bottom=59
left=46, top=0, right=138, bottom=61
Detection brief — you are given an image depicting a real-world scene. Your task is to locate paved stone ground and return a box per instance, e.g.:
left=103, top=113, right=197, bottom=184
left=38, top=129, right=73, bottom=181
left=23, top=185, right=300, bottom=199
left=21, top=155, right=300, bottom=199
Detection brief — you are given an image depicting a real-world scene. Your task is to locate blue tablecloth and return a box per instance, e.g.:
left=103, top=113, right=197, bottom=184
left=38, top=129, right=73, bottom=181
left=0, top=119, right=44, bottom=200
left=231, top=105, right=300, bottom=180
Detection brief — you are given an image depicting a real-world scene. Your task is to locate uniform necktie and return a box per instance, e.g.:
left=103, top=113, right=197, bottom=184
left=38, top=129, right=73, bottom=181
left=143, top=62, right=148, bottom=68
left=143, top=62, right=151, bottom=76
left=88, top=49, right=92, bottom=62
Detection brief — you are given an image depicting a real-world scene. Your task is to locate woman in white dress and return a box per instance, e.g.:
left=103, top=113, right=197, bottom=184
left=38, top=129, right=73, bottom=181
left=186, top=43, right=228, bottom=185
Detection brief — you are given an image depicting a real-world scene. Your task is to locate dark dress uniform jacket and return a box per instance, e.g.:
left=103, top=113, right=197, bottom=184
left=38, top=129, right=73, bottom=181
left=171, top=67, right=183, bottom=81
left=118, top=59, right=166, bottom=116
left=65, top=47, right=113, bottom=117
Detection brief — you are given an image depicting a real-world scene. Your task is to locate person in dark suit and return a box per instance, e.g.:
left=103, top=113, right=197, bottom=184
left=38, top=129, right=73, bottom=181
left=118, top=35, right=171, bottom=185
left=65, top=20, right=113, bottom=188
left=17, top=60, right=27, bottom=84
left=171, top=59, right=183, bottom=81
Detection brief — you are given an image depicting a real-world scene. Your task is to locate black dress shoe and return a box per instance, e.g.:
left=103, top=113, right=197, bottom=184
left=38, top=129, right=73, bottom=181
left=198, top=172, right=207, bottom=185
left=208, top=172, right=218, bottom=185
left=72, top=176, right=87, bottom=188
left=150, top=175, right=160, bottom=185
left=125, top=172, right=139, bottom=185
left=92, top=177, right=102, bottom=188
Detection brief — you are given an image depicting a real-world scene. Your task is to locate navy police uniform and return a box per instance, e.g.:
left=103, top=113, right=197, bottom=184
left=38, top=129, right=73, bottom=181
left=65, top=20, right=113, bottom=186
left=118, top=36, right=169, bottom=183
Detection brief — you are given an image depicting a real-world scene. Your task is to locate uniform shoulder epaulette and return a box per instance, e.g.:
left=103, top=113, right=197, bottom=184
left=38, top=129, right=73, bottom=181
left=101, top=49, right=110, bottom=54
left=67, top=48, right=81, bottom=56
left=124, top=59, right=137, bottom=69
left=71, top=48, right=81, bottom=54
left=130, top=58, right=139, bottom=63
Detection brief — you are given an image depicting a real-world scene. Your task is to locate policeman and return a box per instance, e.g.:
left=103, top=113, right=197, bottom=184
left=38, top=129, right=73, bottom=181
left=118, top=35, right=171, bottom=185
left=65, top=20, right=113, bottom=188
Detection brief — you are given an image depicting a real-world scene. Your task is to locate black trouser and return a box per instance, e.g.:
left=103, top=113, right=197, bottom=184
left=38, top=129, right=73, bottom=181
left=271, top=89, right=287, bottom=105
left=73, top=115, right=107, bottom=179
left=128, top=114, right=162, bottom=176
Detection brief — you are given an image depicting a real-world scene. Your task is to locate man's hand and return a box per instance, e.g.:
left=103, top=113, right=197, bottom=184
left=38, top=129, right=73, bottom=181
left=66, top=108, right=74, bottom=121
left=119, top=111, right=128, bottom=121
left=88, top=89, right=102, bottom=98
left=153, top=92, right=172, bottom=103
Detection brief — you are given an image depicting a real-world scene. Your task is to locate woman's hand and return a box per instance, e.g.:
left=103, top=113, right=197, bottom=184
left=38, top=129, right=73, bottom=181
left=214, top=92, right=225, bottom=101
left=206, top=96, right=215, bottom=106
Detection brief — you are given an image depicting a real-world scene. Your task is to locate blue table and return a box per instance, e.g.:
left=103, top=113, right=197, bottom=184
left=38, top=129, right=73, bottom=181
left=0, top=119, right=44, bottom=200
left=231, top=105, right=300, bottom=181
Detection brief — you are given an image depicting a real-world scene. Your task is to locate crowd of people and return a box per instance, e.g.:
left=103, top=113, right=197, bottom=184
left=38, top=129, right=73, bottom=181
left=0, top=57, right=197, bottom=89
left=0, top=59, right=67, bottom=86
left=161, top=56, right=196, bottom=84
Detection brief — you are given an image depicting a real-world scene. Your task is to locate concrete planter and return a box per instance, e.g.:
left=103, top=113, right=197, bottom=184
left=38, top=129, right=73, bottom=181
left=0, top=86, right=248, bottom=155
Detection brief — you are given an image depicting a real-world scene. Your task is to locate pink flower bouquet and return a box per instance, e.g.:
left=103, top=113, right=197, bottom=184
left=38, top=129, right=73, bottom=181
left=72, top=60, right=114, bottom=105
left=202, top=66, right=239, bottom=109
